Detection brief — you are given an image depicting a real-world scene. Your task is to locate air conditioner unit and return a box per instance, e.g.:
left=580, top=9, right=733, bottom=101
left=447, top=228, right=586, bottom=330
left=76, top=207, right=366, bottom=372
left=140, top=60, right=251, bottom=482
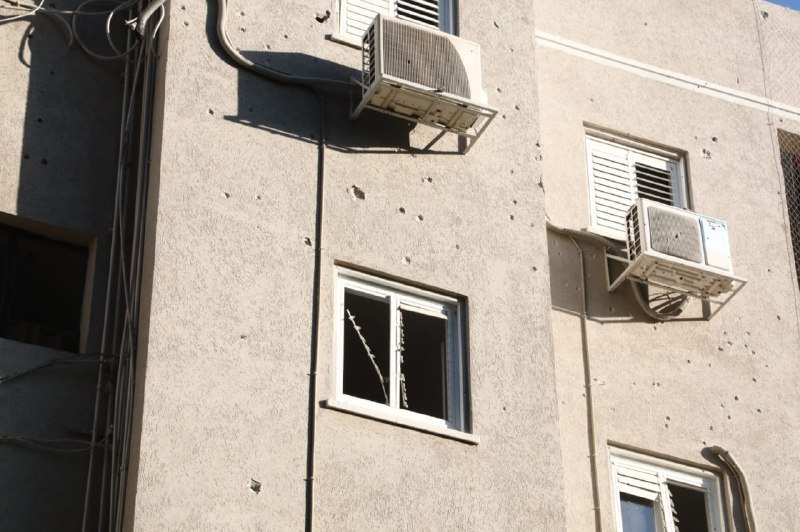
left=608, top=199, right=746, bottom=303
left=351, top=14, right=497, bottom=152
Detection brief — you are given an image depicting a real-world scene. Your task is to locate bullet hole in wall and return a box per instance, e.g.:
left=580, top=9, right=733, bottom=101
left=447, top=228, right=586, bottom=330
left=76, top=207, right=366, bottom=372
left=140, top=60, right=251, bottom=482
left=249, top=479, right=261, bottom=494
left=348, top=185, right=365, bottom=200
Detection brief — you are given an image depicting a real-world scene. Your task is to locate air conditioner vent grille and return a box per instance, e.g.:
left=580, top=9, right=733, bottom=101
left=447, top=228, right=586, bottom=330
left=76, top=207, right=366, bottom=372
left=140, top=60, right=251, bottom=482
left=647, top=206, right=704, bottom=263
left=381, top=17, right=470, bottom=98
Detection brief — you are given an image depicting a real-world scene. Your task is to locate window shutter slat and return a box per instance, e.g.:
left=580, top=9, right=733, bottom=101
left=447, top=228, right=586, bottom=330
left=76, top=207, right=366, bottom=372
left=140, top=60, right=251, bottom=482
left=635, top=162, right=675, bottom=205
left=587, top=136, right=683, bottom=239
left=396, top=0, right=439, bottom=29
left=588, top=139, right=634, bottom=234
left=341, top=0, right=392, bottom=38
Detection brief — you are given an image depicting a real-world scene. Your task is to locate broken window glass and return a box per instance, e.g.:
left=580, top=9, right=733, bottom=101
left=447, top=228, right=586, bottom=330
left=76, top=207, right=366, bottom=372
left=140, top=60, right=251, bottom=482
left=343, top=289, right=391, bottom=405
left=338, top=272, right=466, bottom=431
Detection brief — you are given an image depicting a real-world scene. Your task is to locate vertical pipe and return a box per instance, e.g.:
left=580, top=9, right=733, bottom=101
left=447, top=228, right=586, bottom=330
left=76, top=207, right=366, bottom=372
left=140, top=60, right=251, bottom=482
left=305, top=91, right=326, bottom=532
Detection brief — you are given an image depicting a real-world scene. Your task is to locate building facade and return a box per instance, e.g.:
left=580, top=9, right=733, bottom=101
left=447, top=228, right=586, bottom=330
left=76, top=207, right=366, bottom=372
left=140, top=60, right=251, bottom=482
left=1, top=0, right=799, bottom=530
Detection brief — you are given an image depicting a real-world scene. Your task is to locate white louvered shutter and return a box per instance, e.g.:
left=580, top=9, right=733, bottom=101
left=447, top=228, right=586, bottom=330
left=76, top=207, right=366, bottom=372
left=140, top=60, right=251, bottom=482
left=615, top=464, right=673, bottom=532
left=341, top=0, right=392, bottom=39
left=586, top=136, right=683, bottom=240
left=340, top=0, right=452, bottom=39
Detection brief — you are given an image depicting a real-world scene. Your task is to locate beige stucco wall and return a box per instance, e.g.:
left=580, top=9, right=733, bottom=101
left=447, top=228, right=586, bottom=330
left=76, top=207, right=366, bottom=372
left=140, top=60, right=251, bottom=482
left=536, top=1, right=800, bottom=530
left=0, top=4, right=122, bottom=530
left=129, top=1, right=566, bottom=530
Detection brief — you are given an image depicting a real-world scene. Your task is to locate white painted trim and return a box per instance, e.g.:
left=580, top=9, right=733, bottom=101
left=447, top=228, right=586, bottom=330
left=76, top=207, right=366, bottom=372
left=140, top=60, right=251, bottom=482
left=322, top=399, right=480, bottom=444
left=609, top=448, right=726, bottom=532
left=333, top=267, right=468, bottom=432
left=536, top=31, right=800, bottom=123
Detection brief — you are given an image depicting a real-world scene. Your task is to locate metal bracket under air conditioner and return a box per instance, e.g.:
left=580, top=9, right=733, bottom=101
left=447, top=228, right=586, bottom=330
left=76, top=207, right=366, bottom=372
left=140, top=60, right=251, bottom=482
left=350, top=76, right=497, bottom=154
left=604, top=252, right=747, bottom=320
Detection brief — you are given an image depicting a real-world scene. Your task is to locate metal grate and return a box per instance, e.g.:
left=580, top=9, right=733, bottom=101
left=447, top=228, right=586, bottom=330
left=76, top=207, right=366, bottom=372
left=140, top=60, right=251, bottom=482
left=755, top=1, right=800, bottom=290
left=635, top=163, right=674, bottom=205
left=647, top=206, right=704, bottom=263
left=396, top=0, right=440, bottom=30
left=780, top=131, right=800, bottom=283
left=381, top=17, right=470, bottom=97
left=626, top=201, right=642, bottom=260
left=362, top=22, right=377, bottom=96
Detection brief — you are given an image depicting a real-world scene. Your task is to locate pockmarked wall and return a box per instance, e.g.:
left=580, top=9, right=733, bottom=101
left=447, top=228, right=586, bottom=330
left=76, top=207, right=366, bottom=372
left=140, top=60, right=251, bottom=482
left=535, top=0, right=800, bottom=530
left=128, top=0, right=566, bottom=530
left=0, top=3, right=121, bottom=530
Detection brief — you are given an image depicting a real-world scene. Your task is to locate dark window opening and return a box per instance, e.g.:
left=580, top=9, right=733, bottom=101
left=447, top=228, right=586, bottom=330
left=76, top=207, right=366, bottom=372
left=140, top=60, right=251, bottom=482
left=399, top=308, right=447, bottom=420
left=343, top=290, right=391, bottom=405
left=669, top=484, right=709, bottom=532
left=620, top=492, right=657, bottom=532
left=0, top=224, right=88, bottom=352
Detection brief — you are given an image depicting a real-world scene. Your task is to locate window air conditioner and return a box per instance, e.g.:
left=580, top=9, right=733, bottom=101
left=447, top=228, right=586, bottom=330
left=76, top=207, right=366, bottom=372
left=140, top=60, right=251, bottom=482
left=614, top=198, right=746, bottom=300
left=351, top=14, right=497, bottom=152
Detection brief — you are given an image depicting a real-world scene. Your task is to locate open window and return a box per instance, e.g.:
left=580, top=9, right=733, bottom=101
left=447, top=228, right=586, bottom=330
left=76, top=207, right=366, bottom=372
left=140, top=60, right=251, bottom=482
left=611, top=450, right=726, bottom=532
left=586, top=131, right=688, bottom=241
left=339, top=0, right=457, bottom=41
left=335, top=269, right=467, bottom=432
left=0, top=223, right=89, bottom=352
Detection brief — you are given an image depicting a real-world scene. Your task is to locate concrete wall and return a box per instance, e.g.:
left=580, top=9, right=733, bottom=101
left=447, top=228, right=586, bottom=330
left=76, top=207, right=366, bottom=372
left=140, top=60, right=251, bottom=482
left=0, top=2, right=122, bottom=530
left=128, top=0, right=565, bottom=530
left=536, top=0, right=800, bottom=530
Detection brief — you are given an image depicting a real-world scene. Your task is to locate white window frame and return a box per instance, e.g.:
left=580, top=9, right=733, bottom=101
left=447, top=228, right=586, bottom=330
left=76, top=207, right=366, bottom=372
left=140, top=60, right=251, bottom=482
left=610, top=449, right=726, bottom=532
left=585, top=130, right=689, bottom=241
left=333, top=268, right=467, bottom=434
left=337, top=0, right=457, bottom=44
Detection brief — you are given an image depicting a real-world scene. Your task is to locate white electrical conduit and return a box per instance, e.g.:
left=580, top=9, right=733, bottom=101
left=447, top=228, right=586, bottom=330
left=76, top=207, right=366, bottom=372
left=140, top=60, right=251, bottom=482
left=0, top=0, right=43, bottom=23
left=709, top=446, right=758, bottom=532
left=215, top=0, right=355, bottom=91
left=546, top=222, right=603, bottom=532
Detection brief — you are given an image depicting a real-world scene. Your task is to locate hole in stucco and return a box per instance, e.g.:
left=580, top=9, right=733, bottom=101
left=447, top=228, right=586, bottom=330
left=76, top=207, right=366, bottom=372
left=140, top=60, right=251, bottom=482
left=348, top=185, right=365, bottom=200
left=249, top=479, right=261, bottom=494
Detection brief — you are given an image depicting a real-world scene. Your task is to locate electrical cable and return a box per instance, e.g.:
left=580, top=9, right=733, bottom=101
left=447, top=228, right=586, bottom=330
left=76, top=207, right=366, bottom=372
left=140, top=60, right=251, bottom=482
left=105, top=0, right=137, bottom=55
left=72, top=0, right=138, bottom=61
left=0, top=0, right=43, bottom=23
left=1, top=436, right=100, bottom=453
left=131, top=0, right=166, bottom=35
left=216, top=0, right=356, bottom=91
left=0, top=355, right=105, bottom=384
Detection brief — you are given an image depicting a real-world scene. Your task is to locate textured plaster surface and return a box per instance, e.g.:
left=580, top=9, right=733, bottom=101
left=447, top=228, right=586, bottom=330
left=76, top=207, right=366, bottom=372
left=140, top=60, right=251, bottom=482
left=536, top=2, right=800, bottom=529
left=130, top=0, right=565, bottom=530
left=0, top=4, right=121, bottom=530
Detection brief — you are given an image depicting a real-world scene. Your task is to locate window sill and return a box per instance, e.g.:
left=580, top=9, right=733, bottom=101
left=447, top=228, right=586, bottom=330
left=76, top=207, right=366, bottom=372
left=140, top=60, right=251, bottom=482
left=321, top=399, right=480, bottom=445
left=325, top=33, right=362, bottom=50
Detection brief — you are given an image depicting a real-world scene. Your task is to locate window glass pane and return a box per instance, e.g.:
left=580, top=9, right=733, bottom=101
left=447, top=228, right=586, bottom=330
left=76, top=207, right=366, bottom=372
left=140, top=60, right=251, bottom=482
left=620, top=492, right=657, bottom=532
left=343, top=290, right=391, bottom=405
left=399, top=308, right=447, bottom=420
left=669, top=484, right=709, bottom=532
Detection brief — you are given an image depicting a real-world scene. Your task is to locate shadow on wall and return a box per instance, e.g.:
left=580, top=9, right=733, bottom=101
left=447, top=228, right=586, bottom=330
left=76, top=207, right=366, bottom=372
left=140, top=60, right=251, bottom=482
left=202, top=0, right=460, bottom=155
left=548, top=231, right=657, bottom=323
left=0, top=3, right=124, bottom=531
